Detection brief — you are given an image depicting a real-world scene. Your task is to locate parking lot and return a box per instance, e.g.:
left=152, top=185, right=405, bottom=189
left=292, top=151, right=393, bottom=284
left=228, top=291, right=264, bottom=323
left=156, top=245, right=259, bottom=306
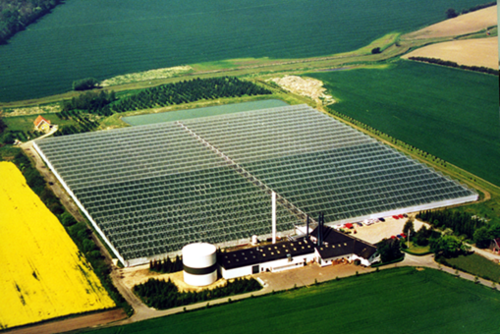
left=342, top=215, right=429, bottom=244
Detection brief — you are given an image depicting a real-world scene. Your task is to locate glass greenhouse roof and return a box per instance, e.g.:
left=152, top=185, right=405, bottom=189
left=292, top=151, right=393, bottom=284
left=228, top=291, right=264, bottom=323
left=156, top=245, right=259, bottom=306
left=35, top=105, right=476, bottom=264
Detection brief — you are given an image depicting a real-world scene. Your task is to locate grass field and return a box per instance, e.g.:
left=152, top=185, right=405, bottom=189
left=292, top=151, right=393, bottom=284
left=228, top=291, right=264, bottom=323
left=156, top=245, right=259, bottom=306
left=0, top=0, right=483, bottom=102
left=0, top=162, right=115, bottom=330
left=308, top=61, right=500, bottom=186
left=122, top=99, right=288, bottom=125
left=443, top=253, right=500, bottom=283
left=88, top=267, right=500, bottom=334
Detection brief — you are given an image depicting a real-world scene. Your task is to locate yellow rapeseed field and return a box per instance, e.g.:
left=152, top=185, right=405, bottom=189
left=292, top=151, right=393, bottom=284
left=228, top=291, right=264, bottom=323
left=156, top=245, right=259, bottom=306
left=0, top=162, right=115, bottom=330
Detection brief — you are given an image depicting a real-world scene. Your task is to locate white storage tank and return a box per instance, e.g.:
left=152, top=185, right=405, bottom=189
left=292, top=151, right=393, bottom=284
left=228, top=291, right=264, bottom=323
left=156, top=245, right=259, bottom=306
left=182, top=243, right=217, bottom=286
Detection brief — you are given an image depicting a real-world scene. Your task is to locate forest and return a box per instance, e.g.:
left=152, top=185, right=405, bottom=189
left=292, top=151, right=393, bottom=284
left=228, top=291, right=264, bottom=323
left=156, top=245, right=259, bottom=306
left=0, top=0, right=62, bottom=44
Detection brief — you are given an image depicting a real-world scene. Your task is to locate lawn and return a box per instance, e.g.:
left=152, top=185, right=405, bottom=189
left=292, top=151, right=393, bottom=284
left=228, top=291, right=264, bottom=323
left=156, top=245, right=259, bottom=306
left=308, top=61, right=500, bottom=186
left=443, top=253, right=500, bottom=283
left=405, top=242, right=432, bottom=255
left=89, top=267, right=500, bottom=334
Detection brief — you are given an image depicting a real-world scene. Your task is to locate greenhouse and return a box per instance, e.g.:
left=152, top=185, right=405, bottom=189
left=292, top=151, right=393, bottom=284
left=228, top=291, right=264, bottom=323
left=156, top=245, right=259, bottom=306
left=34, top=105, right=477, bottom=266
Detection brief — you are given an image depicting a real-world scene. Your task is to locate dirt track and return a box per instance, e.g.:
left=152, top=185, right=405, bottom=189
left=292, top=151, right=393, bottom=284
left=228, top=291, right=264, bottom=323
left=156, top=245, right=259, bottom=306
left=6, top=309, right=127, bottom=334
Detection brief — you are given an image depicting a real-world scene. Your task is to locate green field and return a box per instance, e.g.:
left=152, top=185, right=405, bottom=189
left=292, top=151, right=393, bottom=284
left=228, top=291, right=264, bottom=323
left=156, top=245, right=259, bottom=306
left=308, top=61, right=500, bottom=186
left=89, top=267, right=500, bottom=334
left=443, top=253, right=500, bottom=283
left=0, top=0, right=483, bottom=102
left=122, top=99, right=288, bottom=125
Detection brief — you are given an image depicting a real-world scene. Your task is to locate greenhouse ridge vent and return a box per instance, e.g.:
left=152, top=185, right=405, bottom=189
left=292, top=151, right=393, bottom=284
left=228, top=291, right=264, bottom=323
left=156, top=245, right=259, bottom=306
left=34, top=104, right=478, bottom=266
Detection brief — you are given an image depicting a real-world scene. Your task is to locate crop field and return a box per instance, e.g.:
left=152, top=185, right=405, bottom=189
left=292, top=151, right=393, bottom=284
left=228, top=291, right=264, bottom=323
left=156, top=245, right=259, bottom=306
left=0, top=0, right=483, bottom=102
left=89, top=267, right=500, bottom=334
left=0, top=162, right=115, bottom=330
left=122, top=99, right=288, bottom=125
left=402, top=37, right=498, bottom=69
left=308, top=61, right=500, bottom=186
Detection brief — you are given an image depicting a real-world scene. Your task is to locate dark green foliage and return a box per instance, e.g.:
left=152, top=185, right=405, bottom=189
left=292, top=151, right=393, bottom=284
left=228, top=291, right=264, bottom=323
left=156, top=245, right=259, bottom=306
left=430, top=234, right=469, bottom=258
left=61, top=91, right=115, bottom=115
left=402, top=219, right=415, bottom=235
left=371, top=47, right=381, bottom=54
left=0, top=0, right=62, bottom=44
left=112, top=77, right=272, bottom=113
left=409, top=57, right=498, bottom=76
left=134, top=277, right=262, bottom=310
left=73, top=77, right=100, bottom=91
left=459, top=1, right=496, bottom=15
left=149, top=256, right=183, bottom=273
left=3, top=132, right=15, bottom=144
left=376, top=238, right=403, bottom=263
left=417, top=209, right=485, bottom=240
left=0, top=117, right=6, bottom=133
left=414, top=225, right=433, bottom=246
left=474, top=226, right=492, bottom=248
left=445, top=8, right=458, bottom=18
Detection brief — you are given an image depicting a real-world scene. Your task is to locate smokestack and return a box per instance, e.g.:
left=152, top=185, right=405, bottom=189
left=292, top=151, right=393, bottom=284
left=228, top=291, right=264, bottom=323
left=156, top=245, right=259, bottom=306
left=317, top=212, right=323, bottom=247
left=272, top=191, right=276, bottom=244
left=306, top=215, right=310, bottom=238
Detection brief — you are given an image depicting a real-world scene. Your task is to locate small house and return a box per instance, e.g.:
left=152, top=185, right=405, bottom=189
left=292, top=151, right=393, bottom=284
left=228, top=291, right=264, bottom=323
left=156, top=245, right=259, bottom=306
left=34, top=115, right=51, bottom=132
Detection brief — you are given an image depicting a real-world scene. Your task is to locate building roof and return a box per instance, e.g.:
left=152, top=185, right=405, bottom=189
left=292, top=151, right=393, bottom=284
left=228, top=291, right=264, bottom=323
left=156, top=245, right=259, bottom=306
left=219, top=240, right=315, bottom=270
left=310, top=225, right=377, bottom=260
left=34, top=115, right=51, bottom=128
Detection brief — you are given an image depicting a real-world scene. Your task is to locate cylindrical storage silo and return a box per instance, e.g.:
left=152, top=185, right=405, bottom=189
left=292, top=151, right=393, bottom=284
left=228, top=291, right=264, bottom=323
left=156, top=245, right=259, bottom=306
left=182, top=243, right=217, bottom=286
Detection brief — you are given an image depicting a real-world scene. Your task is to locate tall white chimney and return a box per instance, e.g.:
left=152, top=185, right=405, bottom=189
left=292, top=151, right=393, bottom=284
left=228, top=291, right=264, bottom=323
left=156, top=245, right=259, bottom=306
left=272, top=191, right=276, bottom=244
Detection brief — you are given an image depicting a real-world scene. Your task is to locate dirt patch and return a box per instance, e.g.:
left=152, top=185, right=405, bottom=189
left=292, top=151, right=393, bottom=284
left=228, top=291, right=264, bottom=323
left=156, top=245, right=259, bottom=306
left=406, top=6, right=497, bottom=39
left=1, top=104, right=60, bottom=117
left=268, top=75, right=335, bottom=105
left=101, top=66, right=192, bottom=87
left=7, top=309, right=127, bottom=334
left=415, top=267, right=425, bottom=271
left=118, top=264, right=229, bottom=292
left=403, top=37, right=498, bottom=69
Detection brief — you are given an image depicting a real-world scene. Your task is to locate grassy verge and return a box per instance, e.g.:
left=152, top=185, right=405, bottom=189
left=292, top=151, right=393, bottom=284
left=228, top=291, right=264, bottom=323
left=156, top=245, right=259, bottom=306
left=403, top=242, right=432, bottom=255
left=441, top=253, right=500, bottom=283
left=88, top=267, right=500, bottom=334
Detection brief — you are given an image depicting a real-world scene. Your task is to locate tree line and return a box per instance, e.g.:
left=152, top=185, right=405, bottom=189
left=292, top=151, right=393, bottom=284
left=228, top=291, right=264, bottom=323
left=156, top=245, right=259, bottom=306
left=446, top=1, right=496, bottom=18
left=416, top=209, right=486, bottom=240
left=149, top=256, right=183, bottom=273
left=61, top=90, right=116, bottom=116
left=0, top=0, right=62, bottom=44
left=111, top=77, right=272, bottom=113
left=409, top=57, right=498, bottom=76
left=134, top=277, right=262, bottom=310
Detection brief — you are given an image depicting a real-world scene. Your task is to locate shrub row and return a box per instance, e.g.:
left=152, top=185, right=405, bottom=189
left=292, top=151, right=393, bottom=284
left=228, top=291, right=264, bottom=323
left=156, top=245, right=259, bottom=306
left=409, top=57, right=498, bottom=76
left=134, top=277, right=262, bottom=310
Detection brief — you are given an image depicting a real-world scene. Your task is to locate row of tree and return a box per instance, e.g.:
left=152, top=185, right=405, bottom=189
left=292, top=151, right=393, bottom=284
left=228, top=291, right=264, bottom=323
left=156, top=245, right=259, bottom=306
left=134, top=277, right=261, bottom=310
left=53, top=110, right=101, bottom=137
left=112, top=77, right=272, bottom=113
left=0, top=0, right=62, bottom=44
left=446, top=1, right=496, bottom=18
left=149, top=256, right=183, bottom=273
left=409, top=57, right=498, bottom=76
left=416, top=210, right=486, bottom=240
